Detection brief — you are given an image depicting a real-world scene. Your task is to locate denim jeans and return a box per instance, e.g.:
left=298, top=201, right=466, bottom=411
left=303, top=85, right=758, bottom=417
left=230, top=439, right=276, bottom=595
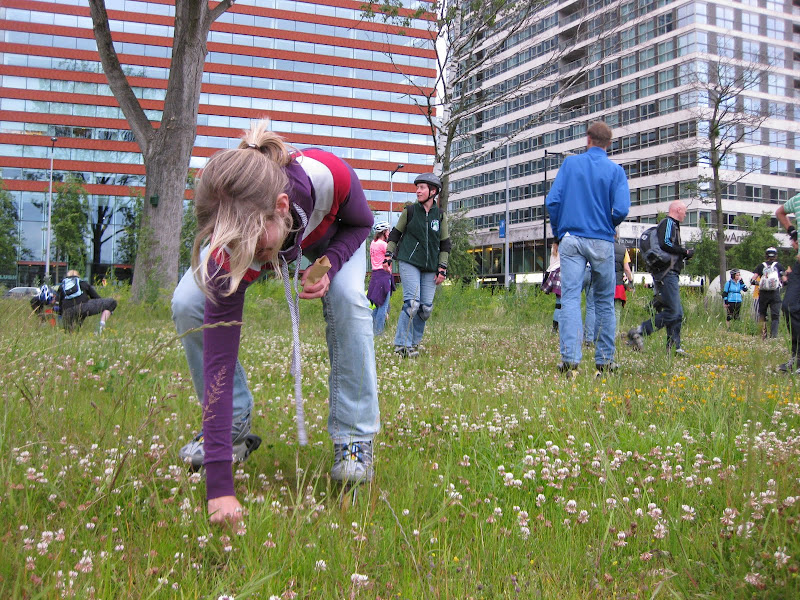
left=559, top=235, right=616, bottom=365
left=641, top=271, right=683, bottom=349
left=583, top=266, right=596, bottom=344
left=372, top=292, right=391, bottom=336
left=172, top=242, right=380, bottom=444
left=394, top=261, right=436, bottom=348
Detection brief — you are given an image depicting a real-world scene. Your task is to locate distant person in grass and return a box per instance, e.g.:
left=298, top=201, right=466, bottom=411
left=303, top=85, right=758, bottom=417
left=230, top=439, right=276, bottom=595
left=750, top=247, right=785, bottom=339
left=627, top=201, right=694, bottom=356
left=722, top=268, right=748, bottom=325
left=171, top=120, right=380, bottom=524
left=775, top=194, right=800, bottom=374
left=546, top=121, right=630, bottom=375
left=367, top=220, right=394, bottom=336
left=56, top=269, right=117, bottom=334
left=384, top=173, right=451, bottom=358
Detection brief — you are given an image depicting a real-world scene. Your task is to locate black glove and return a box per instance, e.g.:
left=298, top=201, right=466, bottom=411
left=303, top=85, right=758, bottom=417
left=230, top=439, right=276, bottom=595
left=789, top=226, right=797, bottom=242
left=437, top=264, right=447, bottom=279
left=383, top=252, right=393, bottom=267
left=685, top=248, right=695, bottom=260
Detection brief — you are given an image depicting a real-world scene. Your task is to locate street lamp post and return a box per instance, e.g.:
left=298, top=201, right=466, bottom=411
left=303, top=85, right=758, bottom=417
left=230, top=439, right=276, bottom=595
left=44, top=136, right=58, bottom=282
left=389, top=164, right=404, bottom=227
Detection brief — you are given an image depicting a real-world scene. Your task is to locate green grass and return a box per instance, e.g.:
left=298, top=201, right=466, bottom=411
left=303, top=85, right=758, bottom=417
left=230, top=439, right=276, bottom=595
left=1, top=282, right=799, bottom=599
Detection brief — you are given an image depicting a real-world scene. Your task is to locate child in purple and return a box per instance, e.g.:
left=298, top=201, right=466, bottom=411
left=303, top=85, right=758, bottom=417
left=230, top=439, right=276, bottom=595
left=171, top=121, right=380, bottom=524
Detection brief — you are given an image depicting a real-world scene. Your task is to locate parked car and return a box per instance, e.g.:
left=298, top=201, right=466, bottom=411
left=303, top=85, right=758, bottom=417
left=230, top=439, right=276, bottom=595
left=3, top=286, right=39, bottom=298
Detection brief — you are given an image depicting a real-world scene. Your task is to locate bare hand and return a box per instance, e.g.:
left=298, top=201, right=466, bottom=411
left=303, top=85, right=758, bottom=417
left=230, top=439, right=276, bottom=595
left=382, top=262, right=392, bottom=273
left=299, top=272, right=330, bottom=299
left=434, top=274, right=445, bottom=285
left=208, top=495, right=243, bottom=525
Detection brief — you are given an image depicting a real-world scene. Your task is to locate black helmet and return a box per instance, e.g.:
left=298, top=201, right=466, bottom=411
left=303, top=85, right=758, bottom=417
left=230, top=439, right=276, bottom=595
left=414, top=173, right=441, bottom=192
left=765, top=247, right=777, bottom=257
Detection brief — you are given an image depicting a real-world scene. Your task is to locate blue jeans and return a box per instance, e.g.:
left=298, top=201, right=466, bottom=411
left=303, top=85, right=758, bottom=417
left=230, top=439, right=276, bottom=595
left=172, top=242, right=380, bottom=444
left=583, top=266, right=596, bottom=344
left=372, top=292, right=391, bottom=336
left=394, top=261, right=436, bottom=348
left=559, top=235, right=616, bottom=365
left=642, top=271, right=683, bottom=349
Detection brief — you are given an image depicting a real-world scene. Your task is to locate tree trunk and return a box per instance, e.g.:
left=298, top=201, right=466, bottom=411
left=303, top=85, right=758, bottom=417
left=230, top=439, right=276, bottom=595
left=709, top=137, right=727, bottom=286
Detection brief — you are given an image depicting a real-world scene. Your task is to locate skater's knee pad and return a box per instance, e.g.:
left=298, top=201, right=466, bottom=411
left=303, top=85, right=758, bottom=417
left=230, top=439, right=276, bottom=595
left=418, top=303, right=433, bottom=321
left=403, top=298, right=420, bottom=317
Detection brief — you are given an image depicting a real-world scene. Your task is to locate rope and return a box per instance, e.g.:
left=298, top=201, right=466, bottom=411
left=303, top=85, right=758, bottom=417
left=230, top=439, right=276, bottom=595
left=281, top=256, right=308, bottom=446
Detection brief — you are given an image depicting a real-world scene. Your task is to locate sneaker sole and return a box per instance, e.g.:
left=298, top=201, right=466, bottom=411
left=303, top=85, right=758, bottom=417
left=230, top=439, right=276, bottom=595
left=182, top=433, right=262, bottom=472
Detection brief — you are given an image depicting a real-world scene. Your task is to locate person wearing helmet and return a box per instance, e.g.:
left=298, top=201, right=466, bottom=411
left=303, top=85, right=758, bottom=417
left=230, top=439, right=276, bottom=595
left=367, top=220, right=395, bottom=335
left=722, top=268, right=748, bottom=325
left=56, top=269, right=117, bottom=334
left=750, top=247, right=785, bottom=338
left=383, top=172, right=451, bottom=357
left=30, top=284, right=55, bottom=317
left=775, top=193, right=800, bottom=373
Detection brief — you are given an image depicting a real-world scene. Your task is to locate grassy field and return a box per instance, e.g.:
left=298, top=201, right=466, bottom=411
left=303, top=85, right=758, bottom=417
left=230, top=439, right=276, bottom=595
left=1, top=281, right=799, bottom=599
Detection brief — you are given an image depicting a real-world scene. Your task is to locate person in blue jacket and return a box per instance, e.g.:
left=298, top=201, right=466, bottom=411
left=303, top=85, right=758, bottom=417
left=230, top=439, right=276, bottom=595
left=722, top=269, right=748, bottom=324
left=546, top=121, right=630, bottom=375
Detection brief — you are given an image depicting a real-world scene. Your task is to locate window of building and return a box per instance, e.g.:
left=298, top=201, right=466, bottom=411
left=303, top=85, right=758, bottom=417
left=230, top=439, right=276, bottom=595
left=766, top=45, right=785, bottom=66
left=743, top=128, right=761, bottom=144
left=768, top=101, right=787, bottom=118
left=721, top=183, right=737, bottom=201
left=766, top=0, right=784, bottom=10
left=657, top=39, right=674, bottom=63
left=717, top=35, right=735, bottom=59
left=659, top=183, right=677, bottom=203
left=640, top=187, right=657, bottom=204
left=766, top=18, right=783, bottom=40
left=742, top=12, right=759, bottom=35
left=621, top=107, right=639, bottom=125
left=770, top=188, right=788, bottom=204
left=769, top=159, right=789, bottom=176
left=621, top=1, right=636, bottom=20
left=638, top=46, right=655, bottom=70
left=621, top=54, right=637, bottom=76
left=659, top=96, right=676, bottom=114
left=715, top=6, right=734, bottom=29
left=639, top=74, right=656, bottom=96
left=768, top=74, right=785, bottom=96
left=745, top=185, right=763, bottom=202
left=641, top=101, right=657, bottom=119
left=638, top=20, right=655, bottom=43
left=741, top=40, right=760, bottom=63
left=677, top=32, right=707, bottom=56
left=621, top=27, right=636, bottom=50
left=621, top=80, right=637, bottom=103
left=657, top=68, right=675, bottom=91
left=769, top=130, right=788, bottom=148
left=742, top=97, right=761, bottom=116
left=743, top=155, right=762, bottom=173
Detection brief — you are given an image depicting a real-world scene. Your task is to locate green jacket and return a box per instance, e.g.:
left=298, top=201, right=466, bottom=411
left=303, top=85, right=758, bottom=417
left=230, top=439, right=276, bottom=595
left=387, top=202, right=450, bottom=272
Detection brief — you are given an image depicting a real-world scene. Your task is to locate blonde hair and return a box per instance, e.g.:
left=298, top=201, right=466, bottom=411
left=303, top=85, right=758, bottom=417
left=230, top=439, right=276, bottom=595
left=66, top=270, right=80, bottom=277
left=192, top=121, right=295, bottom=297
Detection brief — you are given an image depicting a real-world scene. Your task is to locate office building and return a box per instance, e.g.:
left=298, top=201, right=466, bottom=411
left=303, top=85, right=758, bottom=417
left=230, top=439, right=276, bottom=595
left=0, top=0, right=435, bottom=285
left=446, top=0, right=800, bottom=281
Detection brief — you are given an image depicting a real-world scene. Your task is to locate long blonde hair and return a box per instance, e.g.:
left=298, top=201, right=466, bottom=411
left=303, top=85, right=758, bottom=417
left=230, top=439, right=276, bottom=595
left=192, top=120, right=294, bottom=297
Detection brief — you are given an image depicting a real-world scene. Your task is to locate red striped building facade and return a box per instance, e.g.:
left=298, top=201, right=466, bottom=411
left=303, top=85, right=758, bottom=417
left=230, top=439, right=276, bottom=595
left=0, top=0, right=436, bottom=285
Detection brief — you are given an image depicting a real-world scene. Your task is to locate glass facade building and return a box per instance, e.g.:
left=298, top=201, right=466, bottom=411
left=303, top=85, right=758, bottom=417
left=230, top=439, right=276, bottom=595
left=447, top=0, right=800, bottom=280
left=0, top=0, right=436, bottom=285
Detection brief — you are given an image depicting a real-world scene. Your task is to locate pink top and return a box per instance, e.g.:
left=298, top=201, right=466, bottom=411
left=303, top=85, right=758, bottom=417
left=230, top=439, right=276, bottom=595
left=370, top=239, right=387, bottom=270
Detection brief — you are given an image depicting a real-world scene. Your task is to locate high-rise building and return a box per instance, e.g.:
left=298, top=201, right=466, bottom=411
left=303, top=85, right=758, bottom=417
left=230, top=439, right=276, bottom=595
left=0, top=0, right=436, bottom=285
left=447, top=0, right=800, bottom=282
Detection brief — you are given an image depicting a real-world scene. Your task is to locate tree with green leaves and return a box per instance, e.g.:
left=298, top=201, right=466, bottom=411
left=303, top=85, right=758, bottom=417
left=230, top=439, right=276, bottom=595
left=445, top=210, right=476, bottom=283
left=88, top=0, right=235, bottom=299
left=0, top=178, right=20, bottom=278
left=726, top=213, right=780, bottom=273
left=51, top=176, right=90, bottom=274
left=684, top=218, right=719, bottom=282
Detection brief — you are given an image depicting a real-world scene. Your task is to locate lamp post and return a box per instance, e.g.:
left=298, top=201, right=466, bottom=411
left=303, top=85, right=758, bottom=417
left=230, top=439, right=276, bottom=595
left=44, top=136, right=58, bottom=282
left=389, top=164, right=404, bottom=227
left=542, top=149, right=571, bottom=271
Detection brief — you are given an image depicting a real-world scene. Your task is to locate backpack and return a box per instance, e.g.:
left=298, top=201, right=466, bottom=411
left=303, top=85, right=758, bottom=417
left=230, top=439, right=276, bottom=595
left=638, top=226, right=673, bottom=273
left=61, top=276, right=83, bottom=300
left=760, top=262, right=781, bottom=291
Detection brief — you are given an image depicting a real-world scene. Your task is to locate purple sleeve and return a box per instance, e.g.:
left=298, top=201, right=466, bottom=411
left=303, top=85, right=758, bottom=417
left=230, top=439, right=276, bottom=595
left=323, top=166, right=373, bottom=281
left=201, top=261, right=251, bottom=500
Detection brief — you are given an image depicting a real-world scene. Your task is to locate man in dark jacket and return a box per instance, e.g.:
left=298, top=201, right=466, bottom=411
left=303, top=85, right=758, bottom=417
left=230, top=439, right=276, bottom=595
left=627, top=201, right=693, bottom=355
left=776, top=194, right=800, bottom=373
left=57, top=270, right=117, bottom=333
left=750, top=247, right=785, bottom=339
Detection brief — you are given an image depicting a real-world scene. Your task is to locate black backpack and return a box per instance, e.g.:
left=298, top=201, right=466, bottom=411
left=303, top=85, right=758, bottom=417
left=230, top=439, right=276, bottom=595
left=639, top=226, right=673, bottom=273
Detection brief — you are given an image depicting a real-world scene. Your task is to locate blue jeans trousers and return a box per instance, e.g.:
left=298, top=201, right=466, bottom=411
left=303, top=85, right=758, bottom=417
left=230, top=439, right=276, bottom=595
left=394, top=261, right=436, bottom=348
left=372, top=292, right=391, bottom=336
left=172, top=242, right=380, bottom=444
left=559, top=235, right=616, bottom=365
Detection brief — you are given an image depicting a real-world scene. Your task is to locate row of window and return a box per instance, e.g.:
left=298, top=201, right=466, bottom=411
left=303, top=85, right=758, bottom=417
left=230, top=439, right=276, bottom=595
left=1, top=53, right=431, bottom=107
left=2, top=31, right=433, bottom=88
left=6, top=7, right=433, bottom=63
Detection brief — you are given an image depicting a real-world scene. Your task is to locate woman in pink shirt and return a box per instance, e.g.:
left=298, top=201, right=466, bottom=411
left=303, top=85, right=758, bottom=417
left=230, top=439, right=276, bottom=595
left=367, top=221, right=394, bottom=335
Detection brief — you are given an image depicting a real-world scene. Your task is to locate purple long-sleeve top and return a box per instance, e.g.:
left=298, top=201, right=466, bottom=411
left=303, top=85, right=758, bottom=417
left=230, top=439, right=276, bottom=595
left=202, top=148, right=373, bottom=500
